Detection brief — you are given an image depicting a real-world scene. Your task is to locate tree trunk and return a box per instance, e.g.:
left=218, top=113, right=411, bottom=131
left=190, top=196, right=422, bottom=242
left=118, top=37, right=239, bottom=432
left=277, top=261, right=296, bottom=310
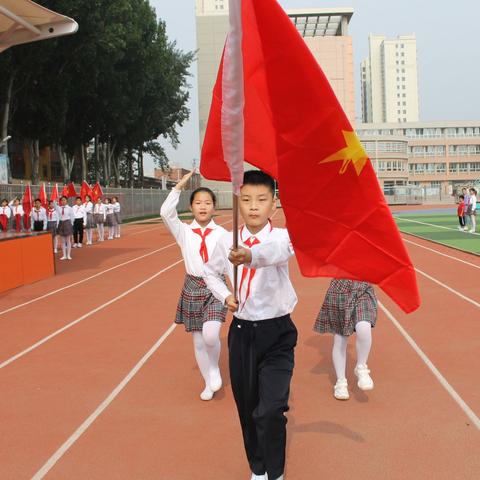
left=80, top=143, right=87, bottom=181
left=138, top=146, right=144, bottom=187
left=56, top=144, right=75, bottom=183
left=27, top=138, right=40, bottom=184
left=127, top=148, right=134, bottom=188
left=0, top=73, right=15, bottom=181
left=94, top=135, right=100, bottom=182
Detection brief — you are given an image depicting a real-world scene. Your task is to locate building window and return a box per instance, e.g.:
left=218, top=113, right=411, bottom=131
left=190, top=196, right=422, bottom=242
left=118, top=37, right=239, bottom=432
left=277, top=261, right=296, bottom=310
left=435, top=163, right=446, bottom=173
left=402, top=77, right=406, bottom=81
left=403, top=101, right=407, bottom=106
left=402, top=85, right=406, bottom=89
left=401, top=60, right=405, bottom=65
left=459, top=163, right=468, bottom=172
left=470, top=162, right=480, bottom=172
left=401, top=52, right=405, bottom=57
left=403, top=93, right=406, bottom=97
left=403, top=110, right=407, bottom=114
left=401, top=44, right=405, bottom=48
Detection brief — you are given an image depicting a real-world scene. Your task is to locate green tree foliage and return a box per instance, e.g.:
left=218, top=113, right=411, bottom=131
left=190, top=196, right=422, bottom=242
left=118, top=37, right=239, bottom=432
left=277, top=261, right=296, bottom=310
left=0, top=0, right=193, bottom=185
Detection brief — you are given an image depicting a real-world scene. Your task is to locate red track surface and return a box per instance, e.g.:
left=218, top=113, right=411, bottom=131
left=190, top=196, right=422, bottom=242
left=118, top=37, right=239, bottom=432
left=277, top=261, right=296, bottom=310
left=0, top=210, right=479, bottom=479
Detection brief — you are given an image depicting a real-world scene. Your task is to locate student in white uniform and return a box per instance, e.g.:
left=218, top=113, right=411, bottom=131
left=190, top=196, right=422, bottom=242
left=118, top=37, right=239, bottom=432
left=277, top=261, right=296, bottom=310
left=112, top=196, right=122, bottom=238
left=0, top=198, right=11, bottom=231
left=104, top=198, right=117, bottom=240
left=161, top=169, right=228, bottom=401
left=94, top=197, right=106, bottom=242
left=72, top=196, right=87, bottom=248
left=9, top=197, right=24, bottom=232
left=204, top=170, right=297, bottom=480
left=56, top=196, right=75, bottom=260
left=46, top=200, right=60, bottom=253
left=31, top=199, right=47, bottom=232
left=83, top=194, right=95, bottom=245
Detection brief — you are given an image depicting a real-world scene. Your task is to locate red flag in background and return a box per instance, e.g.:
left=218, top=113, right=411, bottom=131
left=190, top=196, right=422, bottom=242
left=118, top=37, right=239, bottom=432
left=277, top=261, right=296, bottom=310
left=91, top=182, right=103, bottom=202
left=80, top=181, right=92, bottom=202
left=38, top=183, right=48, bottom=208
left=50, top=183, right=59, bottom=202
left=61, top=184, right=69, bottom=198
left=200, top=0, right=420, bottom=313
left=22, top=184, right=33, bottom=229
left=62, top=182, right=77, bottom=198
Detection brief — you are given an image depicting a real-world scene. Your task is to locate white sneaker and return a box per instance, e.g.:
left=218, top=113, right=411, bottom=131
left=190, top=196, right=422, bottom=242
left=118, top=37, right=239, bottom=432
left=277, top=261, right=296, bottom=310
left=78, top=243, right=82, bottom=248
left=200, top=386, right=214, bottom=401
left=54, top=249, right=58, bottom=253
left=209, top=368, right=222, bottom=392
left=354, top=364, right=374, bottom=391
left=458, top=226, right=463, bottom=231
left=60, top=256, right=67, bottom=260
left=67, top=255, right=72, bottom=260
left=334, top=378, right=349, bottom=400
left=469, top=229, right=475, bottom=233
left=250, top=474, right=266, bottom=480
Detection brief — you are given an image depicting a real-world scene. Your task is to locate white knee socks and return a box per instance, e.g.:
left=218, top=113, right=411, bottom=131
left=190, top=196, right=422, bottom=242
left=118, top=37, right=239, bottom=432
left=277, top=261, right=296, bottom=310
left=332, top=321, right=373, bottom=381
left=97, top=224, right=104, bottom=241
left=86, top=228, right=93, bottom=244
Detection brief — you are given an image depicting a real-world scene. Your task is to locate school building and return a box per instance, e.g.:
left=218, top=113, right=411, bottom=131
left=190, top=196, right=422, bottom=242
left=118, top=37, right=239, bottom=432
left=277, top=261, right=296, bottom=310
left=358, top=121, right=480, bottom=196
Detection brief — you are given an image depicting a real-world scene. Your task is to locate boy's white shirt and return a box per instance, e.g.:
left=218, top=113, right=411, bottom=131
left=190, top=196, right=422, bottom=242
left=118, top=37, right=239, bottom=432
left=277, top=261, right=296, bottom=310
left=73, top=204, right=87, bottom=223
left=160, top=188, right=227, bottom=277
left=204, top=221, right=298, bottom=321
left=31, top=207, right=47, bottom=229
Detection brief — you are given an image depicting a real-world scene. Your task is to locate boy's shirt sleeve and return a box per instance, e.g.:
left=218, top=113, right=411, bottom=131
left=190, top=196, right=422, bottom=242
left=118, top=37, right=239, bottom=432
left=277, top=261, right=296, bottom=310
left=204, top=236, right=231, bottom=305
left=160, top=188, right=186, bottom=243
left=249, top=230, right=294, bottom=269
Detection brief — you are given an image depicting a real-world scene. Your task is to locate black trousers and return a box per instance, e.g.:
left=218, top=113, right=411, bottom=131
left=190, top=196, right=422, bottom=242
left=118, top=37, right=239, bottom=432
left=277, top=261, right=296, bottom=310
left=228, top=315, right=297, bottom=479
left=33, top=220, right=44, bottom=232
left=73, top=218, right=84, bottom=244
left=459, top=216, right=466, bottom=228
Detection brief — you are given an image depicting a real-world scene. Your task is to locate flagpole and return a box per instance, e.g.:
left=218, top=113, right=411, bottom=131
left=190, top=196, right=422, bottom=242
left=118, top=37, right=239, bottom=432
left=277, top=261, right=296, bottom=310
left=232, top=193, right=239, bottom=302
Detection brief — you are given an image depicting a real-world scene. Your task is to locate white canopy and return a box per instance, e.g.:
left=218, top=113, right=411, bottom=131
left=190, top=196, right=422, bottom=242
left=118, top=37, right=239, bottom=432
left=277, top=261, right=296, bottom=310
left=0, top=0, right=78, bottom=52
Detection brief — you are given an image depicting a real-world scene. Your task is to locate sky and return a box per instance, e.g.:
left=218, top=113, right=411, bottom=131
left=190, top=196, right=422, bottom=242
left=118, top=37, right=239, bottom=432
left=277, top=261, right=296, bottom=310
left=149, top=0, right=480, bottom=173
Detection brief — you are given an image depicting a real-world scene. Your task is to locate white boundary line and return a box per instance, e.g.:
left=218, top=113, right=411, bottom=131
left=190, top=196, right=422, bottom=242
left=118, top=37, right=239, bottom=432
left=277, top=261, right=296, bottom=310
left=0, top=261, right=183, bottom=370
left=0, top=216, right=233, bottom=317
left=403, top=238, right=480, bottom=270
left=379, top=301, right=480, bottom=430
left=395, top=216, right=480, bottom=236
left=30, top=323, right=178, bottom=480
left=415, top=267, right=480, bottom=309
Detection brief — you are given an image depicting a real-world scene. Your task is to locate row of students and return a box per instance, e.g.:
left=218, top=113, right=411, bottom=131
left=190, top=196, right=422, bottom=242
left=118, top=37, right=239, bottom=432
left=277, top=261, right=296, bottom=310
left=0, top=195, right=122, bottom=242
left=162, top=170, right=377, bottom=480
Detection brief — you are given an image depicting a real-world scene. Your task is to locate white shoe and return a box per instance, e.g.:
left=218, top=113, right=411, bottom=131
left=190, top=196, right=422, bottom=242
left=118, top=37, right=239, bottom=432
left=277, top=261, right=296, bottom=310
left=209, top=368, right=222, bottom=392
left=67, top=255, right=72, bottom=260
left=54, top=249, right=58, bottom=253
left=469, top=229, right=475, bottom=233
left=78, top=243, right=82, bottom=248
left=458, top=226, right=463, bottom=231
left=200, top=386, right=214, bottom=401
left=354, top=364, right=374, bottom=391
left=250, top=474, right=266, bottom=480
left=60, top=256, right=67, bottom=260
left=334, top=378, right=350, bottom=400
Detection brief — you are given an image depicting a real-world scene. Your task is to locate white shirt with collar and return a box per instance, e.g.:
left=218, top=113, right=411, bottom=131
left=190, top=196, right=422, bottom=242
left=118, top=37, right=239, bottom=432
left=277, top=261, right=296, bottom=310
left=83, top=201, right=94, bottom=215
left=113, top=202, right=121, bottom=213
left=46, top=208, right=59, bottom=225
left=160, top=188, right=227, bottom=277
left=73, top=204, right=87, bottom=223
left=204, top=222, right=298, bottom=321
left=1, top=205, right=12, bottom=218
left=105, top=203, right=115, bottom=215
left=56, top=204, right=75, bottom=224
left=94, top=202, right=106, bottom=218
left=9, top=201, right=24, bottom=216
left=31, top=207, right=47, bottom=229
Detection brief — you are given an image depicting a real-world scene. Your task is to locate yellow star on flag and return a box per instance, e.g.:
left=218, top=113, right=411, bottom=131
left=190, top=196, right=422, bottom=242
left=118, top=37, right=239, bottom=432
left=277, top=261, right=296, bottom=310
left=319, top=130, right=369, bottom=176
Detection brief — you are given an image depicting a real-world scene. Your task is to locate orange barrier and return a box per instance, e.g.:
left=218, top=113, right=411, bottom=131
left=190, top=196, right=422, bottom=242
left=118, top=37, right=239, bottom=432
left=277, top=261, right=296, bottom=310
left=0, top=233, right=55, bottom=293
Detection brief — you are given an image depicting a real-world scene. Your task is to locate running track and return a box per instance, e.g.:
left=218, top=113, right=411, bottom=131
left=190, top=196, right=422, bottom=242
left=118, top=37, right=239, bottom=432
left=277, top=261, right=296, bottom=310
left=0, top=210, right=479, bottom=479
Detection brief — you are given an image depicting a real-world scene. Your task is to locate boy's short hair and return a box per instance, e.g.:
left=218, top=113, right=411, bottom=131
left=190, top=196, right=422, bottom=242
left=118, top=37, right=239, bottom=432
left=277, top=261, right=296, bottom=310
left=190, top=187, right=217, bottom=206
left=242, top=170, right=275, bottom=196
left=1, top=198, right=7, bottom=204
left=60, top=195, right=68, bottom=201
left=34, top=198, right=41, bottom=203
left=459, top=195, right=464, bottom=200
left=76, top=196, right=82, bottom=201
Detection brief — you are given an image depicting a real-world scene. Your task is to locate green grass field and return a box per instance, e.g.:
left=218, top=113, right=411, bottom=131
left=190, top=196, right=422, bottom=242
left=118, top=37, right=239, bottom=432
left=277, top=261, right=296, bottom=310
left=394, top=213, right=480, bottom=255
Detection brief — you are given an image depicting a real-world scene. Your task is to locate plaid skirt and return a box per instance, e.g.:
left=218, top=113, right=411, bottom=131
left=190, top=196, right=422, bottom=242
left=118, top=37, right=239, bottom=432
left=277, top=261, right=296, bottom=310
left=94, top=213, right=105, bottom=225
left=47, top=221, right=58, bottom=236
left=105, top=213, right=117, bottom=227
left=114, top=211, right=122, bottom=224
left=57, top=220, right=73, bottom=237
left=85, top=213, right=95, bottom=228
left=314, top=279, right=377, bottom=337
left=175, top=275, right=227, bottom=332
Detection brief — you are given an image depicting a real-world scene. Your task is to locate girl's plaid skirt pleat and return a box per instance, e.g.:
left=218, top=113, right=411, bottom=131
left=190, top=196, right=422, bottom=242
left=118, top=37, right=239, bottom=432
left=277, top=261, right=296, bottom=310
left=314, top=279, right=377, bottom=336
left=175, top=274, right=227, bottom=332
left=85, top=212, right=96, bottom=229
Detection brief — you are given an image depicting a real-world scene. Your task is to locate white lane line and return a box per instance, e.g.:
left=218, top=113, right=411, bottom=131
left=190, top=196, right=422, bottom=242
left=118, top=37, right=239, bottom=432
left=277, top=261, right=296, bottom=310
left=0, top=242, right=175, bottom=317
left=403, top=238, right=480, bottom=270
left=379, top=301, right=480, bottom=430
left=30, top=323, right=178, bottom=480
left=395, top=216, right=480, bottom=236
left=415, top=268, right=480, bottom=309
left=0, top=216, right=233, bottom=317
left=0, top=261, right=183, bottom=370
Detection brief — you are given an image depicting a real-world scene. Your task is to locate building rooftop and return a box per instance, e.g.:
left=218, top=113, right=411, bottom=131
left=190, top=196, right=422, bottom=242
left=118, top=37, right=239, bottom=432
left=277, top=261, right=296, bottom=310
left=287, top=7, right=354, bottom=38
left=359, top=120, right=480, bottom=129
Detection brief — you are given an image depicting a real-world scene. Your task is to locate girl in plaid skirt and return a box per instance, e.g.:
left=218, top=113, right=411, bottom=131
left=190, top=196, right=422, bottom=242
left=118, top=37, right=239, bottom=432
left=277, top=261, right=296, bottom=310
left=161, top=170, right=228, bottom=401
left=314, top=279, right=377, bottom=401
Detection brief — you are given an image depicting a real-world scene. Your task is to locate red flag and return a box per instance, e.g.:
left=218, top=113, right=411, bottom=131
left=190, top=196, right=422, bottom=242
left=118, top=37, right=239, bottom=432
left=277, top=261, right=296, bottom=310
left=61, top=184, right=69, bottom=198
left=91, top=182, right=103, bottom=202
left=22, top=185, right=33, bottom=229
left=200, top=0, right=420, bottom=313
left=38, top=183, right=48, bottom=208
left=50, top=183, right=59, bottom=202
left=80, top=181, right=92, bottom=202
left=66, top=182, right=77, bottom=198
